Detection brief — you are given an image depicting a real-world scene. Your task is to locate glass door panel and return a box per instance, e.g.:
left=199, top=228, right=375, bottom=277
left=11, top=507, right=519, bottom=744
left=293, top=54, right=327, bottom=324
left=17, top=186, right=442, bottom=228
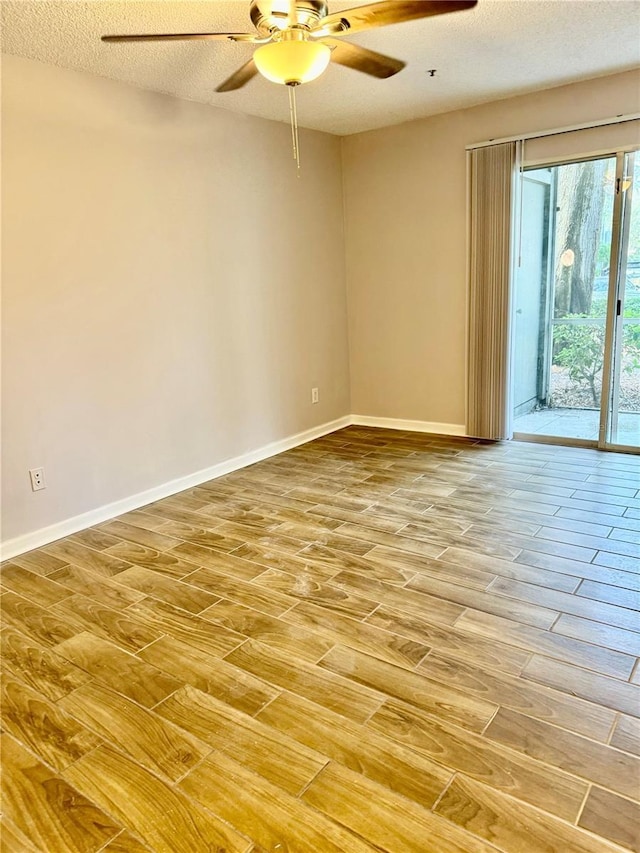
left=604, top=152, right=640, bottom=449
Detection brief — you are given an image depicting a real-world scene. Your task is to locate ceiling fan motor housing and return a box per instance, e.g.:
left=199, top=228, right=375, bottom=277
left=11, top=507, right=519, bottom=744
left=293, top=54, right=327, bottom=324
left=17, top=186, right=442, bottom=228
left=250, top=0, right=328, bottom=35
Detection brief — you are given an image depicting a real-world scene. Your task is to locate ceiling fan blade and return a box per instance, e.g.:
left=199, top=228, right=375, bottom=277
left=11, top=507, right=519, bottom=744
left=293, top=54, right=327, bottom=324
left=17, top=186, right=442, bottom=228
left=215, top=58, right=259, bottom=92
left=325, top=38, right=405, bottom=78
left=102, top=32, right=260, bottom=44
left=313, top=0, right=477, bottom=36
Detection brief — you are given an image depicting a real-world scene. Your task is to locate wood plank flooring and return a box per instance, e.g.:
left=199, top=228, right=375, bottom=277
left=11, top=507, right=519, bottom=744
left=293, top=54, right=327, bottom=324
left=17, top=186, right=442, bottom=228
left=1, top=426, right=639, bottom=853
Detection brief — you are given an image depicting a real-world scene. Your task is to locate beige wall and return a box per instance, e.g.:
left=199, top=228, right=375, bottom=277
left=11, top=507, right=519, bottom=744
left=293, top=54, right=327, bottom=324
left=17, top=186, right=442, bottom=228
left=4, top=57, right=639, bottom=547
left=1, top=54, right=350, bottom=543
left=343, top=70, right=640, bottom=427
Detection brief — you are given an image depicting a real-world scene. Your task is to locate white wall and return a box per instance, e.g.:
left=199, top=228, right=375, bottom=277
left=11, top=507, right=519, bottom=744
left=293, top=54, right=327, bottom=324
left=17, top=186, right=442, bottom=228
left=343, top=70, right=640, bottom=428
left=1, top=55, right=350, bottom=545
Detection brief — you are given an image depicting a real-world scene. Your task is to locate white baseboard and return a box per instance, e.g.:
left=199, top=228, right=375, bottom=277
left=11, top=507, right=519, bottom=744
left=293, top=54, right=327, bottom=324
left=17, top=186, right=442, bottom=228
left=1, top=413, right=468, bottom=561
left=350, top=415, right=467, bottom=437
left=1, top=416, right=351, bottom=561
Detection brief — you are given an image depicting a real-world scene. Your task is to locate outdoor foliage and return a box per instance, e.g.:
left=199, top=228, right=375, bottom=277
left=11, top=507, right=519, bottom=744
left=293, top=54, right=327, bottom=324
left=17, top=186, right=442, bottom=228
left=553, top=294, right=640, bottom=406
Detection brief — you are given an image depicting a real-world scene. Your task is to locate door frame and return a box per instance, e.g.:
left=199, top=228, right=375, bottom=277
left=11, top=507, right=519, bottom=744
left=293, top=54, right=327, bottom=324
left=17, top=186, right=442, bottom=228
left=599, top=150, right=639, bottom=452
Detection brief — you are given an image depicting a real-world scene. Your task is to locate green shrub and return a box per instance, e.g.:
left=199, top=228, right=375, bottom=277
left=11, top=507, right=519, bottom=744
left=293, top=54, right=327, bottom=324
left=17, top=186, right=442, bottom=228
left=553, top=321, right=605, bottom=406
left=553, top=305, right=640, bottom=407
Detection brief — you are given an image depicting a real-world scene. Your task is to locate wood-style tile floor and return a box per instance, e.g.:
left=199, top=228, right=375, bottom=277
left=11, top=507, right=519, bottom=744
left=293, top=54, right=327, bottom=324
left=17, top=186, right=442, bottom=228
left=1, top=426, right=639, bottom=853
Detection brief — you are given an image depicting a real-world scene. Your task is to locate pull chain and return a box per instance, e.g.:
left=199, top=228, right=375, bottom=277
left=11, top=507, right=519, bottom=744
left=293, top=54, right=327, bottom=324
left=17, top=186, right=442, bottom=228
left=288, top=84, right=301, bottom=176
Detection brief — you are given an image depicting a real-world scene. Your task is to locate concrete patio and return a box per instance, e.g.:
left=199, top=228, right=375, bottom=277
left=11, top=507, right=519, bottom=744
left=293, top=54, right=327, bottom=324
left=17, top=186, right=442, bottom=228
left=514, top=407, right=640, bottom=446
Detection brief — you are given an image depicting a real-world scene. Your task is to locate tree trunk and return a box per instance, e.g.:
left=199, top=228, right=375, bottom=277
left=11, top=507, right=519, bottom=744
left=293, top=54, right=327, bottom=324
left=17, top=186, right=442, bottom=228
left=553, top=160, right=607, bottom=317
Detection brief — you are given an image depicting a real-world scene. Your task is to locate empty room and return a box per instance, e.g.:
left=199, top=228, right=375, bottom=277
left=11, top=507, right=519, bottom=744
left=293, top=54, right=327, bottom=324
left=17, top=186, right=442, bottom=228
left=1, top=1, right=639, bottom=851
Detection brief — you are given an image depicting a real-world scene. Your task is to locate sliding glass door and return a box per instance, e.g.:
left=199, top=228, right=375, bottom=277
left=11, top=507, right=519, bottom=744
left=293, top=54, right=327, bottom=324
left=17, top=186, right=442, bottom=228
left=512, top=151, right=640, bottom=451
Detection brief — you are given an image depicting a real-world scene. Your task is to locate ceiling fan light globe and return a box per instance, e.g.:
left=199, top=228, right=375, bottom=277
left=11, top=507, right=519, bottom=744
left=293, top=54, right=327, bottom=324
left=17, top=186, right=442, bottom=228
left=254, top=40, right=330, bottom=85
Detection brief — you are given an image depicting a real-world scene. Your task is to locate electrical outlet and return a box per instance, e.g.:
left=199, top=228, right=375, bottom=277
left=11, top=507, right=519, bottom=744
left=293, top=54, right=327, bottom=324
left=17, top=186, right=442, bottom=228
left=29, top=467, right=46, bottom=492
left=311, top=387, right=319, bottom=404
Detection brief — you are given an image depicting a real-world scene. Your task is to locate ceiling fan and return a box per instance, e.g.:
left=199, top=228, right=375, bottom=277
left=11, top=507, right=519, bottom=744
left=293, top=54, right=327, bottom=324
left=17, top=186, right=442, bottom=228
left=102, top=1, right=478, bottom=92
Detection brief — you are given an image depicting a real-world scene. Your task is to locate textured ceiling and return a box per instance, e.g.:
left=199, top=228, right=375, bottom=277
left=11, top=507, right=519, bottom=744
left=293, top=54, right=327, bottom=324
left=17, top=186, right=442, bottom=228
left=2, top=0, right=639, bottom=135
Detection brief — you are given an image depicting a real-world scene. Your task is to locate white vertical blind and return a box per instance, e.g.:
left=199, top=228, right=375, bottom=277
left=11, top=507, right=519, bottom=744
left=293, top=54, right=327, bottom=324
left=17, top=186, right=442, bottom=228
left=467, top=141, right=519, bottom=440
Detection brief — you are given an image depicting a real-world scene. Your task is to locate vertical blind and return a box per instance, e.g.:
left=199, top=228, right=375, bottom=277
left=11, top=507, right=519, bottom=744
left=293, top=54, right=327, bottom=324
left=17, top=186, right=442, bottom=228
left=467, top=141, right=519, bottom=440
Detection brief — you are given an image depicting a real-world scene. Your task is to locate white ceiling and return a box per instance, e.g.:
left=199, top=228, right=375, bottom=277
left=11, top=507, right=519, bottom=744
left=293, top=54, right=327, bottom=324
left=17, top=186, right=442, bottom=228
left=2, top=0, right=639, bottom=135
